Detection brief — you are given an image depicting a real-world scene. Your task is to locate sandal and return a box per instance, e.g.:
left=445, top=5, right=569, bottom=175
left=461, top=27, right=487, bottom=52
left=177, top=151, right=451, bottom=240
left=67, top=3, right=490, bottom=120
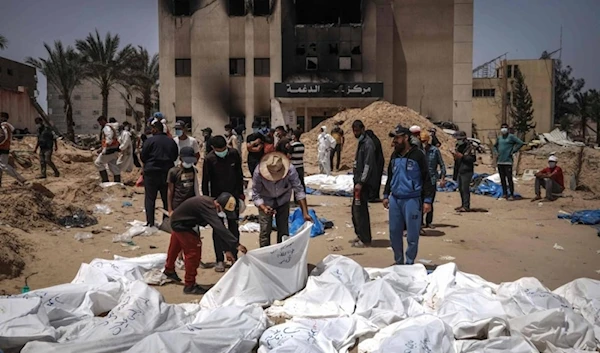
left=456, top=207, right=469, bottom=213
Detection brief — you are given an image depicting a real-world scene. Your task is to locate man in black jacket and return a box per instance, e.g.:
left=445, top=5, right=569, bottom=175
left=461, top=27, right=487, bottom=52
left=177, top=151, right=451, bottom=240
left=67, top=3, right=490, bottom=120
left=141, top=121, right=179, bottom=226
left=202, top=135, right=245, bottom=272
left=365, top=129, right=384, bottom=201
left=452, top=131, right=476, bottom=212
left=350, top=120, right=377, bottom=248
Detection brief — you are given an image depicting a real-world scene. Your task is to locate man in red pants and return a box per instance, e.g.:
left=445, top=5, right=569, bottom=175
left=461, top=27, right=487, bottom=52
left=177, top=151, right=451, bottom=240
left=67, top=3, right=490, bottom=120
left=163, top=193, right=248, bottom=295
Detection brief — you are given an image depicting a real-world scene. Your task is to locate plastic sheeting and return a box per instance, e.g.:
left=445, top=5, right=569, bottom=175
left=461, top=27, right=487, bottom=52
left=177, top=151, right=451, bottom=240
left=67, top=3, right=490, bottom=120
left=554, top=278, right=600, bottom=343
left=455, top=335, right=539, bottom=353
left=0, top=297, right=58, bottom=349
left=289, top=208, right=325, bottom=238
left=496, top=277, right=571, bottom=319
left=200, top=222, right=312, bottom=309
left=304, top=174, right=387, bottom=197
left=557, top=209, right=600, bottom=225
left=126, top=305, right=268, bottom=353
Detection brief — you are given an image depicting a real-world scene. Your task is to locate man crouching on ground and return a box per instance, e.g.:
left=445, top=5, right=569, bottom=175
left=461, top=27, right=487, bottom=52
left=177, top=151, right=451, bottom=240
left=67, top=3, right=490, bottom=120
left=163, top=193, right=248, bottom=295
left=384, top=125, right=434, bottom=265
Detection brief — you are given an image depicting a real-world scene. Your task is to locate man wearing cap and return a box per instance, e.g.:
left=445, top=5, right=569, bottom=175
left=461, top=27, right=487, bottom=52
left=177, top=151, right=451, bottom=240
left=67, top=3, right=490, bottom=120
left=33, top=117, right=60, bottom=179
left=201, top=127, right=213, bottom=155
left=0, top=112, right=26, bottom=187
left=317, top=126, right=336, bottom=176
left=141, top=121, right=179, bottom=226
left=452, top=131, right=476, bottom=212
left=95, top=115, right=122, bottom=183
left=252, top=152, right=312, bottom=247
left=493, top=123, right=524, bottom=200
left=384, top=125, right=434, bottom=265
left=533, top=155, right=564, bottom=201
left=163, top=193, right=248, bottom=295
left=409, top=125, right=423, bottom=150
left=349, top=120, right=377, bottom=248
left=384, top=126, right=434, bottom=264
left=429, top=128, right=441, bottom=148
left=202, top=135, right=244, bottom=272
left=174, top=121, right=200, bottom=164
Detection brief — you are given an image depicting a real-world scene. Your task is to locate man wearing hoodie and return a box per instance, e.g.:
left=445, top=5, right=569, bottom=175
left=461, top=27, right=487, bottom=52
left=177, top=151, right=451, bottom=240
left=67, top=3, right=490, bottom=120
left=94, top=115, right=121, bottom=183
left=384, top=125, right=434, bottom=265
left=493, top=123, right=524, bottom=200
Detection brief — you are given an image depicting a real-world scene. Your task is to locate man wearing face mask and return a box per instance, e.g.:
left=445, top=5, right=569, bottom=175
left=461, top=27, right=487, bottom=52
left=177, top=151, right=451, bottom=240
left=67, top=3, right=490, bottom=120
left=202, top=135, right=245, bottom=272
left=349, top=120, right=377, bottom=248
left=168, top=146, right=200, bottom=217
left=116, top=121, right=134, bottom=173
left=493, top=123, right=524, bottom=200
left=173, top=121, right=200, bottom=164
left=384, top=125, right=434, bottom=265
left=533, top=155, right=564, bottom=202
left=452, top=131, right=476, bottom=212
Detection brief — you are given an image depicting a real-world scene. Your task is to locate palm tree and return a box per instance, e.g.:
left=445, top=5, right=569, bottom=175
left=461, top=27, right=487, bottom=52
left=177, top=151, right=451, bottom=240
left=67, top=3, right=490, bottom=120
left=125, top=46, right=159, bottom=129
left=26, top=41, right=84, bottom=142
left=574, top=91, right=590, bottom=141
left=588, top=89, right=600, bottom=146
left=76, top=30, right=134, bottom=117
left=0, top=34, right=7, bottom=49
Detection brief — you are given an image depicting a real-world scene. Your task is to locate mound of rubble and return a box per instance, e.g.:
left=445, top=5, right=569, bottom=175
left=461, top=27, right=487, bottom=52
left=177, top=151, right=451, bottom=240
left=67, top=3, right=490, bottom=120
left=0, top=229, right=32, bottom=281
left=301, top=101, right=456, bottom=171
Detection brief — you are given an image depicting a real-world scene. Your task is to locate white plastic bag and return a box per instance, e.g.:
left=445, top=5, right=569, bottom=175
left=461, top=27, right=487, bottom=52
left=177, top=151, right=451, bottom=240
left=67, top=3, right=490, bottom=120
left=200, top=222, right=312, bottom=309
left=74, top=232, right=94, bottom=241
left=455, top=335, right=538, bottom=353
left=496, top=277, right=571, bottom=319
left=112, top=225, right=158, bottom=243
left=93, top=204, right=113, bottom=215
left=0, top=297, right=58, bottom=350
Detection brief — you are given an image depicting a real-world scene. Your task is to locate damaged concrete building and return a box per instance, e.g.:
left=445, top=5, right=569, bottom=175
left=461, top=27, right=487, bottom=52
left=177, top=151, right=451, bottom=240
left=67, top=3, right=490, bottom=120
left=158, top=0, right=473, bottom=135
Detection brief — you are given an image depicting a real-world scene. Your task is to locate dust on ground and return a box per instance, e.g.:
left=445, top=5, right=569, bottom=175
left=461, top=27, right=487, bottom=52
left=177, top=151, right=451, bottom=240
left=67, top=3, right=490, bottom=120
left=0, top=229, right=33, bottom=282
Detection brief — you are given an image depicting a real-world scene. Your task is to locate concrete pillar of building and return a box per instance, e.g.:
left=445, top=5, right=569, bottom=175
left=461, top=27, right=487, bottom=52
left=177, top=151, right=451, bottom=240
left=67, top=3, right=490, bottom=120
left=375, top=1, right=394, bottom=102
left=452, top=0, right=474, bottom=136
left=269, top=0, right=283, bottom=111
left=245, top=17, right=255, bottom=131
left=158, top=0, right=176, bottom=127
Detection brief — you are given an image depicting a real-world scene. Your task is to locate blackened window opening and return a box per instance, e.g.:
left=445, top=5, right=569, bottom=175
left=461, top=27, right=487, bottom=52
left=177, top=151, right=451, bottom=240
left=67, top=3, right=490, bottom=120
left=253, top=0, right=270, bottom=16
left=229, top=0, right=247, bottom=16
left=172, top=0, right=192, bottom=16
left=295, top=0, right=362, bottom=24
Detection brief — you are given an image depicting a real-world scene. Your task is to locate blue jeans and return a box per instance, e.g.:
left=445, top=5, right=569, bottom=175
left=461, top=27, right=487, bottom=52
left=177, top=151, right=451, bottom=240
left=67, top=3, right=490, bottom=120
left=389, top=196, right=422, bottom=265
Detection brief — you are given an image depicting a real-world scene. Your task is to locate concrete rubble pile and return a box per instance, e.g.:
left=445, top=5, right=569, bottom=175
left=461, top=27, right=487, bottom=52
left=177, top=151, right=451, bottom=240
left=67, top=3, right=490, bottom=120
left=1, top=221, right=599, bottom=353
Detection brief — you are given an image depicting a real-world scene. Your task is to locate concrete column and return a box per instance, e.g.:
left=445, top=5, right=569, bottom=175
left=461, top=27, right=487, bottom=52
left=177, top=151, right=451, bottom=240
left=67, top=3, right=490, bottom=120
left=245, top=17, right=255, bottom=131
left=158, top=0, right=176, bottom=124
left=452, top=0, right=474, bottom=136
left=269, top=0, right=282, bottom=106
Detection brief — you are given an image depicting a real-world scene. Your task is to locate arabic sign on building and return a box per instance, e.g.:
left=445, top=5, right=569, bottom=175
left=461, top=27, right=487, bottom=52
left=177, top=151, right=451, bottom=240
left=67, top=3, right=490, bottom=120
left=274, top=83, right=383, bottom=98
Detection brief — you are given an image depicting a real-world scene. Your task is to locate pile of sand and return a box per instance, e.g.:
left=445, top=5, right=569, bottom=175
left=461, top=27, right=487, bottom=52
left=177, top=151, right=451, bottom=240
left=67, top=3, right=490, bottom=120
left=0, top=229, right=31, bottom=281
left=0, top=186, right=94, bottom=230
left=518, top=143, right=600, bottom=195
left=301, top=101, right=456, bottom=171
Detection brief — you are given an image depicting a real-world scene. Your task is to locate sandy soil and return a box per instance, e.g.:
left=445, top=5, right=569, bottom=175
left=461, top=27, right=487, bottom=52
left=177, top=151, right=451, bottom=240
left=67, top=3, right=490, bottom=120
left=1, top=152, right=599, bottom=304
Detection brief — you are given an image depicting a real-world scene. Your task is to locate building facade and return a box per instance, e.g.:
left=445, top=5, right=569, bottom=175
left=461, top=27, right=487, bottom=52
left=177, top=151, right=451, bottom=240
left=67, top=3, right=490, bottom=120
left=0, top=56, right=39, bottom=131
left=158, top=0, right=473, bottom=136
left=472, top=59, right=555, bottom=143
left=47, top=80, right=149, bottom=135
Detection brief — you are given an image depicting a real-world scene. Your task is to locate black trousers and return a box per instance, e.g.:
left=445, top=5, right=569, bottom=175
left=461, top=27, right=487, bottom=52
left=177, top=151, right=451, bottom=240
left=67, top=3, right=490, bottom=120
left=330, top=145, right=342, bottom=171
left=498, top=164, right=514, bottom=197
left=351, top=184, right=372, bottom=244
left=214, top=218, right=240, bottom=262
left=424, top=189, right=437, bottom=225
left=248, top=159, right=259, bottom=177
left=144, top=170, right=169, bottom=226
left=458, top=172, right=473, bottom=210
left=294, top=167, right=306, bottom=202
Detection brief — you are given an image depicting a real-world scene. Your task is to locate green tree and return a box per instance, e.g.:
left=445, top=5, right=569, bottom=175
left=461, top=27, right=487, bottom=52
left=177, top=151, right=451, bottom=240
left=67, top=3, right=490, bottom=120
left=574, top=91, right=591, bottom=141
left=0, top=34, right=7, bottom=49
left=125, top=46, right=159, bottom=129
left=26, top=41, right=84, bottom=142
left=510, top=70, right=536, bottom=140
left=587, top=89, right=600, bottom=146
left=553, top=60, right=585, bottom=131
left=76, top=30, right=134, bottom=118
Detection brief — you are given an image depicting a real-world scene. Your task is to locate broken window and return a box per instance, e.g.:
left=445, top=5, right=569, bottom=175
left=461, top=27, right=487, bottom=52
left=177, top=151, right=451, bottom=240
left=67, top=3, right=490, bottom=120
left=126, top=108, right=132, bottom=116
left=507, top=65, right=513, bottom=78
left=229, top=0, right=246, bottom=16
left=253, top=0, right=270, bottom=16
left=296, top=0, right=362, bottom=24
left=172, top=0, right=191, bottom=16
left=329, top=44, right=339, bottom=55
left=175, top=59, right=192, bottom=76
left=306, top=57, right=318, bottom=71
left=296, top=44, right=306, bottom=56
left=229, top=58, right=246, bottom=76
left=351, top=45, right=362, bottom=55
left=254, top=58, right=270, bottom=77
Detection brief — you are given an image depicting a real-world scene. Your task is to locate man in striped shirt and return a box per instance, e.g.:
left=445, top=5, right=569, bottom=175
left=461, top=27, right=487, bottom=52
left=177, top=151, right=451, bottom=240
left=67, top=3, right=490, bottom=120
left=288, top=130, right=306, bottom=194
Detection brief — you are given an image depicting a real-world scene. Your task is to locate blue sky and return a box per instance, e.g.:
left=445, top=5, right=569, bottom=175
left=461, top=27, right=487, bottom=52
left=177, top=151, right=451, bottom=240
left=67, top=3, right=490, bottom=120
left=1, top=0, right=598, bottom=111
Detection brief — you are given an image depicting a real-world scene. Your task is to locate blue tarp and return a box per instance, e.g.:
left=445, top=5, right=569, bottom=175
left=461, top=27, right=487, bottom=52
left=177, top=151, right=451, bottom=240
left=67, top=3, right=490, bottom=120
left=557, top=209, right=600, bottom=225
left=289, top=208, right=325, bottom=238
left=437, top=180, right=458, bottom=192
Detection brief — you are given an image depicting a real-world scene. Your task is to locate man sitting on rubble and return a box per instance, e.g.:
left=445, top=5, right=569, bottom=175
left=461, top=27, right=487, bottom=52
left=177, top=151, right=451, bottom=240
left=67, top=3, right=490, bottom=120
left=163, top=193, right=248, bottom=295
left=532, top=155, right=564, bottom=202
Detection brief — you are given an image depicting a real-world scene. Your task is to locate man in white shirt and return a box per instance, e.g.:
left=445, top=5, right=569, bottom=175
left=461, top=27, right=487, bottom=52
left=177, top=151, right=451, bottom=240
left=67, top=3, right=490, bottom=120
left=94, top=116, right=121, bottom=183
left=317, top=126, right=336, bottom=176
left=0, top=112, right=26, bottom=187
left=117, top=121, right=134, bottom=173
left=224, top=124, right=240, bottom=154
left=173, top=121, right=200, bottom=165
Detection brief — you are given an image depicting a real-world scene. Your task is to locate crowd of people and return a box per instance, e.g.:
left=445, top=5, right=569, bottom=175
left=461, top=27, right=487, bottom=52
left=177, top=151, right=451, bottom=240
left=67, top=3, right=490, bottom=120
left=0, top=110, right=567, bottom=294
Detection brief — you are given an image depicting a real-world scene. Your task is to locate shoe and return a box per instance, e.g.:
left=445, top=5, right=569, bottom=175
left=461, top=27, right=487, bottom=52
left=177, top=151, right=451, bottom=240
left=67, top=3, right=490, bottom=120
left=99, top=170, right=110, bottom=183
left=114, top=175, right=121, bottom=183
left=183, top=284, right=208, bottom=295
left=531, top=196, right=542, bottom=202
left=508, top=196, right=515, bottom=201
left=164, top=271, right=182, bottom=282
left=454, top=206, right=462, bottom=211
left=214, top=261, right=225, bottom=273
left=425, top=224, right=435, bottom=229
left=54, top=171, right=60, bottom=177
left=348, top=237, right=360, bottom=244
left=351, top=241, right=370, bottom=248
left=36, top=175, right=47, bottom=179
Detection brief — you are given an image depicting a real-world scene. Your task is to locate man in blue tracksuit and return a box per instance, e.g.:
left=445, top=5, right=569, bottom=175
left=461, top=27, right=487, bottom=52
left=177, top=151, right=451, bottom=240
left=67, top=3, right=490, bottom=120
left=383, top=125, right=435, bottom=265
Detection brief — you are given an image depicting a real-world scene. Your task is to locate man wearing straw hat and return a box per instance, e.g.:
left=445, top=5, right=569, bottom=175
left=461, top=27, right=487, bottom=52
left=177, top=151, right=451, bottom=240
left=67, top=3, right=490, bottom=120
left=252, top=152, right=312, bottom=247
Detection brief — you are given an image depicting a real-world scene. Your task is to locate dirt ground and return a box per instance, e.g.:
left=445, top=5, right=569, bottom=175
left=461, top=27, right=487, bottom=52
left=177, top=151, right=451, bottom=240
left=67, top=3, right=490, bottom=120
left=1, top=146, right=599, bottom=303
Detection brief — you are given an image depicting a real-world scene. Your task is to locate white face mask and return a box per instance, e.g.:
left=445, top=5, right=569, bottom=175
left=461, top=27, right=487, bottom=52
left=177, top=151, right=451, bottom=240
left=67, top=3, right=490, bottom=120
left=182, top=162, right=193, bottom=169
left=217, top=211, right=227, bottom=219
left=500, top=128, right=508, bottom=134
left=548, top=162, right=557, bottom=168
